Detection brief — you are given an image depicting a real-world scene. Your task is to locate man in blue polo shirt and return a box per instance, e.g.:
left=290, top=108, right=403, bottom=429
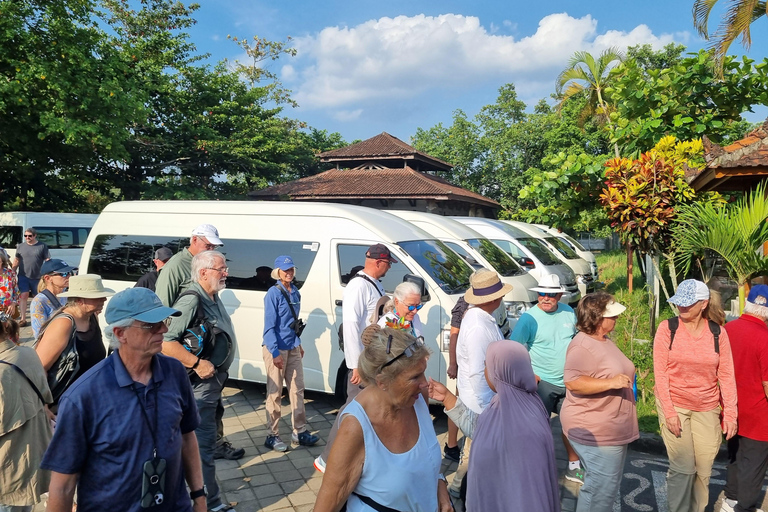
left=510, top=274, right=583, bottom=485
left=42, top=287, right=206, bottom=512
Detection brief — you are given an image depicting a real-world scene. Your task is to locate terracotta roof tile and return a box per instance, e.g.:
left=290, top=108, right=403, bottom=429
left=249, top=167, right=499, bottom=208
left=318, top=132, right=453, bottom=170
left=705, top=118, right=768, bottom=169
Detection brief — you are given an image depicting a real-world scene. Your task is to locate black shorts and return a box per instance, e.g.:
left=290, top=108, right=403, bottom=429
left=537, top=380, right=566, bottom=416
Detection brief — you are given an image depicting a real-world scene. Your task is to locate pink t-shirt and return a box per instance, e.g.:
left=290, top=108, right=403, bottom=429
left=560, top=332, right=639, bottom=446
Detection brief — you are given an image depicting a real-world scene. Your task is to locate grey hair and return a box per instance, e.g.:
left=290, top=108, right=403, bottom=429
left=744, top=301, right=768, bottom=320
left=25, top=227, right=37, bottom=236
left=103, top=318, right=136, bottom=350
left=393, top=281, right=421, bottom=302
left=192, top=251, right=224, bottom=281
left=357, top=327, right=431, bottom=385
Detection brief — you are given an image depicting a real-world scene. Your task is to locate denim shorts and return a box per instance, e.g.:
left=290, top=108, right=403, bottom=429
left=17, top=274, right=39, bottom=294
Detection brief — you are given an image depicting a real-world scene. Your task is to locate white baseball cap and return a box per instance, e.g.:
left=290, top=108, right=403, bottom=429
left=191, top=224, right=223, bottom=246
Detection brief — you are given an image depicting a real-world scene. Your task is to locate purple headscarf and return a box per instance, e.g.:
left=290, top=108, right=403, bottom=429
left=466, top=341, right=561, bottom=512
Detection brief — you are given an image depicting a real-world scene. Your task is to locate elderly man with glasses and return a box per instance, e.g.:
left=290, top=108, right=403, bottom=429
left=510, top=273, right=583, bottom=484
left=12, top=228, right=50, bottom=326
left=42, top=287, right=206, bottom=512
left=163, top=251, right=238, bottom=512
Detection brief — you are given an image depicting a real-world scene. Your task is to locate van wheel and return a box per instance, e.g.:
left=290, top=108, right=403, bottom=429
left=334, top=360, right=348, bottom=403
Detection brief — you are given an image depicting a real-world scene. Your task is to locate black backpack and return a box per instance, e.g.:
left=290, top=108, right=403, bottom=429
left=174, top=290, right=232, bottom=372
left=667, top=316, right=720, bottom=353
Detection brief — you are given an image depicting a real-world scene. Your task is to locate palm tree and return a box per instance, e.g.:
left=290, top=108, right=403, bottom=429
left=693, top=0, right=767, bottom=74
left=556, top=48, right=624, bottom=157
left=674, top=181, right=768, bottom=312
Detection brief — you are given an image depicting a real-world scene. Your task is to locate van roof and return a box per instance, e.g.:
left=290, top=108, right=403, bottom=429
left=100, top=201, right=434, bottom=243
left=451, top=217, right=529, bottom=239
left=503, top=220, right=550, bottom=238
left=384, top=210, right=484, bottom=240
left=0, top=211, right=99, bottom=226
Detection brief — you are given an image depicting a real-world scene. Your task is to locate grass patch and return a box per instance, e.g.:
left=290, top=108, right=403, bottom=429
left=596, top=250, right=677, bottom=435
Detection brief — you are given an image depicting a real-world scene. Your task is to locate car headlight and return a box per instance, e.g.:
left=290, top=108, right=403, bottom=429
left=576, top=275, right=587, bottom=284
left=505, top=301, right=530, bottom=319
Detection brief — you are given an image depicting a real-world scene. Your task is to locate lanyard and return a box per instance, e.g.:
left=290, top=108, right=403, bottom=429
left=131, top=383, right=159, bottom=458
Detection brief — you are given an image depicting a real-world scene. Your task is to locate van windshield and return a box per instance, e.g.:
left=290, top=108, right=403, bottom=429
left=545, top=237, right=579, bottom=260
left=466, top=239, right=525, bottom=276
left=517, top=238, right=560, bottom=265
left=399, top=239, right=473, bottom=295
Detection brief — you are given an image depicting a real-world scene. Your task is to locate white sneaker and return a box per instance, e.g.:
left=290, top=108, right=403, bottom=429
left=721, top=498, right=765, bottom=512
left=314, top=455, right=326, bottom=473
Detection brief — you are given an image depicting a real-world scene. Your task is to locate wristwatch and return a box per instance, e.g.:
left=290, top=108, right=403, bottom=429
left=189, top=486, right=207, bottom=500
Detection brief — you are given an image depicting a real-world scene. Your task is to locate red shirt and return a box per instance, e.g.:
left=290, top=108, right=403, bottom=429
left=724, top=314, right=768, bottom=441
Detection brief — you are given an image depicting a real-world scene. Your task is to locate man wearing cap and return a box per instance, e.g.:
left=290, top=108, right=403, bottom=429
left=154, top=225, right=243, bottom=461
left=314, top=243, right=396, bottom=472
left=721, top=285, right=768, bottom=512
left=42, top=287, right=206, bottom=512
left=262, top=255, right=318, bottom=452
left=510, top=274, right=583, bottom=484
left=163, top=250, right=238, bottom=512
left=13, top=227, right=50, bottom=326
left=30, top=258, right=76, bottom=337
left=135, top=247, right=174, bottom=291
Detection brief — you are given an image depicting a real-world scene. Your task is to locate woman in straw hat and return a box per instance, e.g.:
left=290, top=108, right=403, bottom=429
left=35, top=274, right=114, bottom=411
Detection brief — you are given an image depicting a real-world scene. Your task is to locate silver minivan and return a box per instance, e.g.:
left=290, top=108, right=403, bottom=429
left=535, top=225, right=599, bottom=280
left=453, top=217, right=581, bottom=305
left=386, top=210, right=538, bottom=329
left=503, top=220, right=595, bottom=296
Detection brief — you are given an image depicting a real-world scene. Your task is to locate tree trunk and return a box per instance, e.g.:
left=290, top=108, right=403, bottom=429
left=627, top=243, right=634, bottom=293
left=651, top=253, right=671, bottom=302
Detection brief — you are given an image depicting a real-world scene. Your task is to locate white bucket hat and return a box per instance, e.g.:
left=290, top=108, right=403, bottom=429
left=58, top=274, right=115, bottom=299
left=530, top=274, right=566, bottom=294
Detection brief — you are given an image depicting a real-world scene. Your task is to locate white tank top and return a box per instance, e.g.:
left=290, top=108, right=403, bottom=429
left=343, top=396, right=441, bottom=512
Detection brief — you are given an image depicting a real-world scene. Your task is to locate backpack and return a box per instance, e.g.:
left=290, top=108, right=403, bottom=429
left=174, top=290, right=232, bottom=372
left=338, top=273, right=384, bottom=351
left=667, top=316, right=720, bottom=353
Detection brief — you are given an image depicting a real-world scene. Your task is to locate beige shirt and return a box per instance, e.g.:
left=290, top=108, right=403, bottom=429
left=560, top=332, right=639, bottom=446
left=0, top=339, right=53, bottom=506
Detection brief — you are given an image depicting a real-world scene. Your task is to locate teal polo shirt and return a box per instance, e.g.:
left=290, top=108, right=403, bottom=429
left=510, top=304, right=576, bottom=387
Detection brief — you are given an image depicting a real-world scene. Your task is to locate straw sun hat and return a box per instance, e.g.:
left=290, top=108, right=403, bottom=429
left=58, top=274, right=115, bottom=299
left=464, top=269, right=513, bottom=305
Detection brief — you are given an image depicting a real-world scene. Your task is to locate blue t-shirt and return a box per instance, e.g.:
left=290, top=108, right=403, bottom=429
left=41, top=351, right=200, bottom=512
left=262, top=283, right=302, bottom=357
left=510, top=304, right=576, bottom=387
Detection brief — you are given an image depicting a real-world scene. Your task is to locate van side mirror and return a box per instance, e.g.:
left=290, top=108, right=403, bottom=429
left=403, top=274, right=430, bottom=303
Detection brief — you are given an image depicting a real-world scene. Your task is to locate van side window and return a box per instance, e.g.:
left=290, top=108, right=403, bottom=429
left=0, top=226, right=22, bottom=249
left=34, top=226, right=92, bottom=249
left=337, top=244, right=408, bottom=294
left=443, top=241, right=482, bottom=269
left=89, top=235, right=319, bottom=290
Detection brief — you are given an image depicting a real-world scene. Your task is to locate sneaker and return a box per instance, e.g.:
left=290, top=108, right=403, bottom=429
left=443, top=443, right=460, bottom=463
left=314, top=455, right=327, bottom=473
left=565, top=467, right=585, bottom=485
left=209, top=505, right=236, bottom=512
left=214, top=441, right=245, bottom=460
left=720, top=498, right=765, bottom=512
left=292, top=431, right=319, bottom=446
left=264, top=435, right=288, bottom=452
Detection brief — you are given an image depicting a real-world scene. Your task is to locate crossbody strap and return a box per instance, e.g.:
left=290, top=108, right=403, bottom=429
left=352, top=493, right=403, bottom=512
left=274, top=284, right=299, bottom=322
left=0, top=360, right=46, bottom=404
left=176, top=290, right=204, bottom=328
left=40, top=289, right=63, bottom=309
left=354, top=273, right=384, bottom=297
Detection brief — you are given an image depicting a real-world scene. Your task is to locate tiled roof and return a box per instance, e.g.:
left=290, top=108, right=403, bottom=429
left=249, top=166, right=499, bottom=208
left=318, top=132, right=453, bottom=170
left=703, top=118, right=768, bottom=169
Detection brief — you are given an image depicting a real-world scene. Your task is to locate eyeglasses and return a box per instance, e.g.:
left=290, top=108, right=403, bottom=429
left=132, top=321, right=166, bottom=333
left=377, top=259, right=392, bottom=267
left=195, top=236, right=218, bottom=251
left=537, top=292, right=561, bottom=298
left=24, top=234, right=34, bottom=238
left=209, top=266, right=229, bottom=273
left=405, top=303, right=423, bottom=311
left=381, top=335, right=425, bottom=369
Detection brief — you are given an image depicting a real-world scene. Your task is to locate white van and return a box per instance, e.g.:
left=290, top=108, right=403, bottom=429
left=452, top=217, right=581, bottom=305
left=502, top=220, right=595, bottom=297
left=385, top=210, right=538, bottom=328
left=0, top=211, right=99, bottom=266
left=535, top=225, right=599, bottom=280
left=81, top=201, right=475, bottom=396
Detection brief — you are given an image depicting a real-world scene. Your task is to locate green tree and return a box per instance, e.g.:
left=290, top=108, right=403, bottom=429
left=693, top=0, right=767, bottom=73
left=674, top=180, right=768, bottom=311
left=556, top=47, right=624, bottom=157
left=609, top=50, right=768, bottom=154
left=626, top=42, right=686, bottom=72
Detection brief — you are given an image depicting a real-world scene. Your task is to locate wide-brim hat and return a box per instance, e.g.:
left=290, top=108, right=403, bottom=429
left=465, top=269, right=513, bottom=305
left=105, top=287, right=181, bottom=324
left=603, top=300, right=627, bottom=317
left=668, top=279, right=709, bottom=307
left=530, top=274, right=566, bottom=294
left=58, top=274, right=115, bottom=298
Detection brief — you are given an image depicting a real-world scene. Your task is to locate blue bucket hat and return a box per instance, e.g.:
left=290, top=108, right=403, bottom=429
left=105, top=287, right=181, bottom=324
left=668, top=279, right=710, bottom=307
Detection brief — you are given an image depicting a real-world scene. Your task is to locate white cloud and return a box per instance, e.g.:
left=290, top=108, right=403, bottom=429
left=332, top=109, right=364, bottom=121
left=288, top=12, right=682, bottom=114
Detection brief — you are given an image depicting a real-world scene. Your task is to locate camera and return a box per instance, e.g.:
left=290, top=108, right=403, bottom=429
left=290, top=318, right=306, bottom=337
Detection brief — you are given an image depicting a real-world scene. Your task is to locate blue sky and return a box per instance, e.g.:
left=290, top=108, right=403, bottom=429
left=184, top=1, right=768, bottom=143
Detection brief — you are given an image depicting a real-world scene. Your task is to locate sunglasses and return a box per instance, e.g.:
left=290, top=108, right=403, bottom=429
left=24, top=234, right=34, bottom=238
left=405, top=303, right=423, bottom=311
left=53, top=271, right=75, bottom=278
left=537, top=292, right=561, bottom=298
left=132, top=321, right=166, bottom=333
left=381, top=335, right=425, bottom=369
